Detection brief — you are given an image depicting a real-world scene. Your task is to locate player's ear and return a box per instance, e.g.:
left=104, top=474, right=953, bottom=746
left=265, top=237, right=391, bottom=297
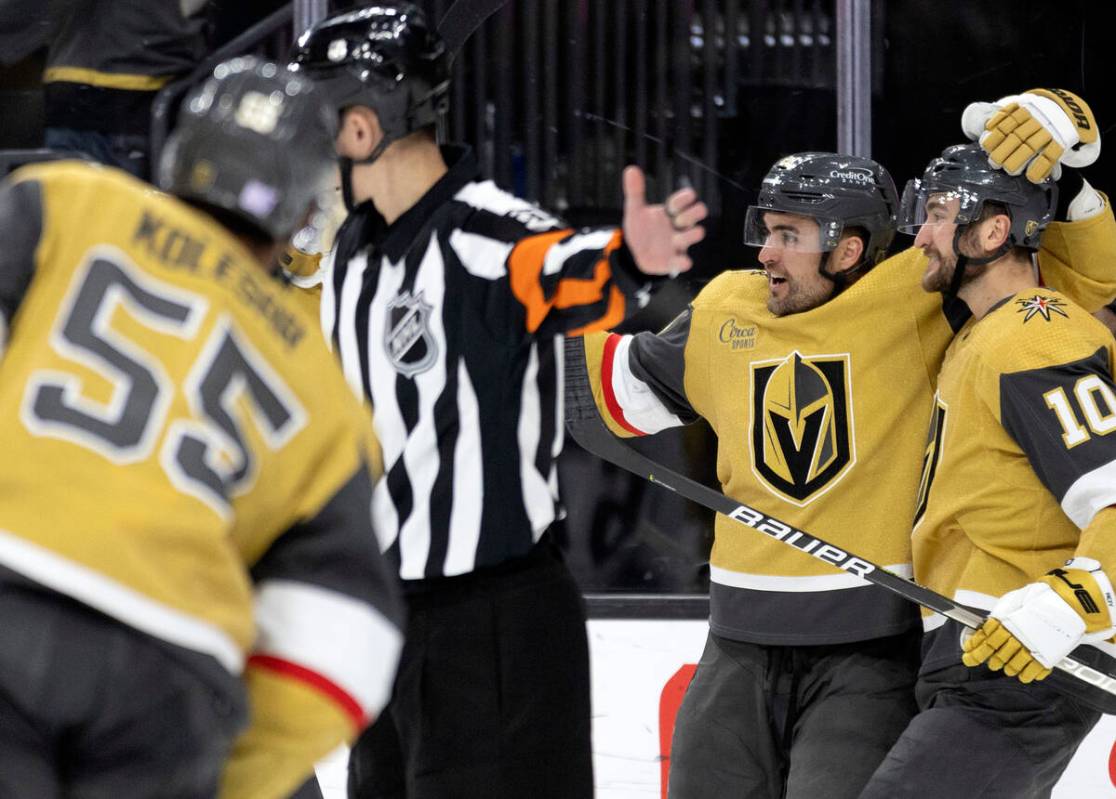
left=337, top=106, right=384, bottom=161
left=980, top=212, right=1012, bottom=251
left=833, top=232, right=865, bottom=273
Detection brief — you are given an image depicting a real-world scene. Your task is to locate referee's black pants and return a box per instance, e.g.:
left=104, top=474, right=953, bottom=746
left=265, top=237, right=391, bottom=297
left=348, top=535, right=593, bottom=799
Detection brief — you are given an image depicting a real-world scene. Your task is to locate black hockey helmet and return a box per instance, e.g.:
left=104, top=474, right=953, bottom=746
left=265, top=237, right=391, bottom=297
left=157, top=57, right=336, bottom=241
left=899, top=142, right=1057, bottom=251
left=744, top=152, right=899, bottom=268
left=289, top=2, right=450, bottom=150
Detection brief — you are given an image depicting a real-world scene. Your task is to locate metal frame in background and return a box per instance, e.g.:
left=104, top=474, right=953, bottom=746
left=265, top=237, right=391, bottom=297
left=294, top=0, right=330, bottom=38
left=836, top=0, right=872, bottom=157
left=150, top=1, right=876, bottom=219
left=443, top=1, right=846, bottom=219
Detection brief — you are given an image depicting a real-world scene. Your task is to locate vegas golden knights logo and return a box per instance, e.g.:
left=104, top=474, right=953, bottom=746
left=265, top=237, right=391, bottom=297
left=750, top=352, right=854, bottom=506
left=913, top=393, right=948, bottom=528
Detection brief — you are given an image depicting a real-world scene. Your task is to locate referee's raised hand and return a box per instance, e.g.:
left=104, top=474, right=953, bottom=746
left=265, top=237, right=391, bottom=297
left=622, top=165, right=708, bottom=276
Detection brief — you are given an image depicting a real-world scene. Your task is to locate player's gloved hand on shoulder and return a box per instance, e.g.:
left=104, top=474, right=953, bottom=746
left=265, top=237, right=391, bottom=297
left=961, top=88, right=1100, bottom=183
left=962, top=558, right=1116, bottom=683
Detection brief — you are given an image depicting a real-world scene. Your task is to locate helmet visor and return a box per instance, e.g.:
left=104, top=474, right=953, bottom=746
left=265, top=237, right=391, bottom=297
left=897, top=179, right=983, bottom=235
left=743, top=206, right=841, bottom=253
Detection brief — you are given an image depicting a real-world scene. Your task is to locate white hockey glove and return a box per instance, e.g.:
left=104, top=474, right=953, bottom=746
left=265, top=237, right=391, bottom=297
left=961, top=88, right=1100, bottom=183
left=962, top=558, right=1116, bottom=683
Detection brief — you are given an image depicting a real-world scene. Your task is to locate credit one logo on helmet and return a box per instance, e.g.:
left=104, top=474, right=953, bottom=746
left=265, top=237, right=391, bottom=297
left=750, top=351, right=855, bottom=505
left=830, top=168, right=873, bottom=184
left=385, top=290, right=438, bottom=377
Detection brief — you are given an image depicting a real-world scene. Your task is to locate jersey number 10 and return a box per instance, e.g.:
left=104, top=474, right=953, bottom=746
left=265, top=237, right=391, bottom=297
left=1043, top=379, right=1116, bottom=449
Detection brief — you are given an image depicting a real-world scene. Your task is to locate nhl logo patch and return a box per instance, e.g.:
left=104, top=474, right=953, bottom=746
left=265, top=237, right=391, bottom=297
left=385, top=290, right=438, bottom=377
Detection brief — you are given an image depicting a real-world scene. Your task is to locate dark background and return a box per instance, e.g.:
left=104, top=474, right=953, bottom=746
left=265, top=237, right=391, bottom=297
left=2, top=0, right=1113, bottom=592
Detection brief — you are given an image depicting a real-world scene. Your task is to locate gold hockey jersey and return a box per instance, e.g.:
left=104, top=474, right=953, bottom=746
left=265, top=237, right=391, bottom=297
left=913, top=287, right=1116, bottom=675
left=579, top=206, right=1116, bottom=645
left=0, top=162, right=403, bottom=799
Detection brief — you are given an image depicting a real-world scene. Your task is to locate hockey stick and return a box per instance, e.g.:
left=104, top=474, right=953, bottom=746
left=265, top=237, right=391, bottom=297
left=563, top=338, right=1116, bottom=706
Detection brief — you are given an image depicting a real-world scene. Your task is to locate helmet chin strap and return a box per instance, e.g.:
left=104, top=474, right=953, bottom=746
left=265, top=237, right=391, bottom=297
left=339, top=157, right=356, bottom=212
left=943, top=225, right=1010, bottom=298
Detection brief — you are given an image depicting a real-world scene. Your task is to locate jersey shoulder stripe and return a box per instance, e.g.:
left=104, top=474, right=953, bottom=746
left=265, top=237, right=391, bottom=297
left=453, top=179, right=562, bottom=232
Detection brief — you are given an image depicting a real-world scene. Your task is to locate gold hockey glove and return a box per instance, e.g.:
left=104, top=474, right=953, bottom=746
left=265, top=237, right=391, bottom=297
left=961, top=558, right=1115, bottom=684
left=961, top=88, right=1100, bottom=183
left=962, top=618, right=1051, bottom=683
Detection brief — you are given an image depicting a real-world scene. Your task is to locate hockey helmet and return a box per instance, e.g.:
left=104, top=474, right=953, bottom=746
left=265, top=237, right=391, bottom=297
left=899, top=142, right=1057, bottom=251
left=744, top=152, right=899, bottom=266
left=289, top=2, right=450, bottom=147
left=157, top=57, right=336, bottom=241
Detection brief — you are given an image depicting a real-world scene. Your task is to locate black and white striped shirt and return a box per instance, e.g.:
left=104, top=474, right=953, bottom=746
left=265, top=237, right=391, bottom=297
left=318, top=147, right=655, bottom=582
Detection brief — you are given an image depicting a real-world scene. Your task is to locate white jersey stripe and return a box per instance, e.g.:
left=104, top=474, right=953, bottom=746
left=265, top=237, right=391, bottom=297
left=921, top=589, right=998, bottom=632
left=395, top=239, right=449, bottom=579
left=518, top=342, right=556, bottom=537
left=551, top=335, right=565, bottom=460
left=612, top=335, right=685, bottom=434
left=444, top=359, right=484, bottom=574
left=368, top=255, right=408, bottom=555
left=336, top=251, right=368, bottom=400
left=711, top=562, right=912, bottom=592
left=1061, top=459, right=1116, bottom=529
left=453, top=180, right=560, bottom=230
left=448, top=229, right=512, bottom=279
left=0, top=529, right=244, bottom=672
left=544, top=336, right=565, bottom=536
left=542, top=229, right=616, bottom=276
left=254, top=579, right=403, bottom=716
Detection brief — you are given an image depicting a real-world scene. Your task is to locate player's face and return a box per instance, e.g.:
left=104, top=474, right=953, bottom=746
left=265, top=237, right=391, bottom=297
left=914, top=194, right=961, bottom=293
left=757, top=212, right=831, bottom=316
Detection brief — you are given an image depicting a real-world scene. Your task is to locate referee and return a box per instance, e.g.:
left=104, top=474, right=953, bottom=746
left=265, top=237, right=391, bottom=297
left=290, top=4, right=707, bottom=797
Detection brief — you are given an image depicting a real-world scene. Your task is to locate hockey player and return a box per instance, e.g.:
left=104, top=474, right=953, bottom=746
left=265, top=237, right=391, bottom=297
left=0, top=0, right=209, bottom=179
left=288, top=4, right=707, bottom=797
left=859, top=141, right=1116, bottom=798
left=568, top=89, right=1115, bottom=799
left=0, top=59, right=403, bottom=799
